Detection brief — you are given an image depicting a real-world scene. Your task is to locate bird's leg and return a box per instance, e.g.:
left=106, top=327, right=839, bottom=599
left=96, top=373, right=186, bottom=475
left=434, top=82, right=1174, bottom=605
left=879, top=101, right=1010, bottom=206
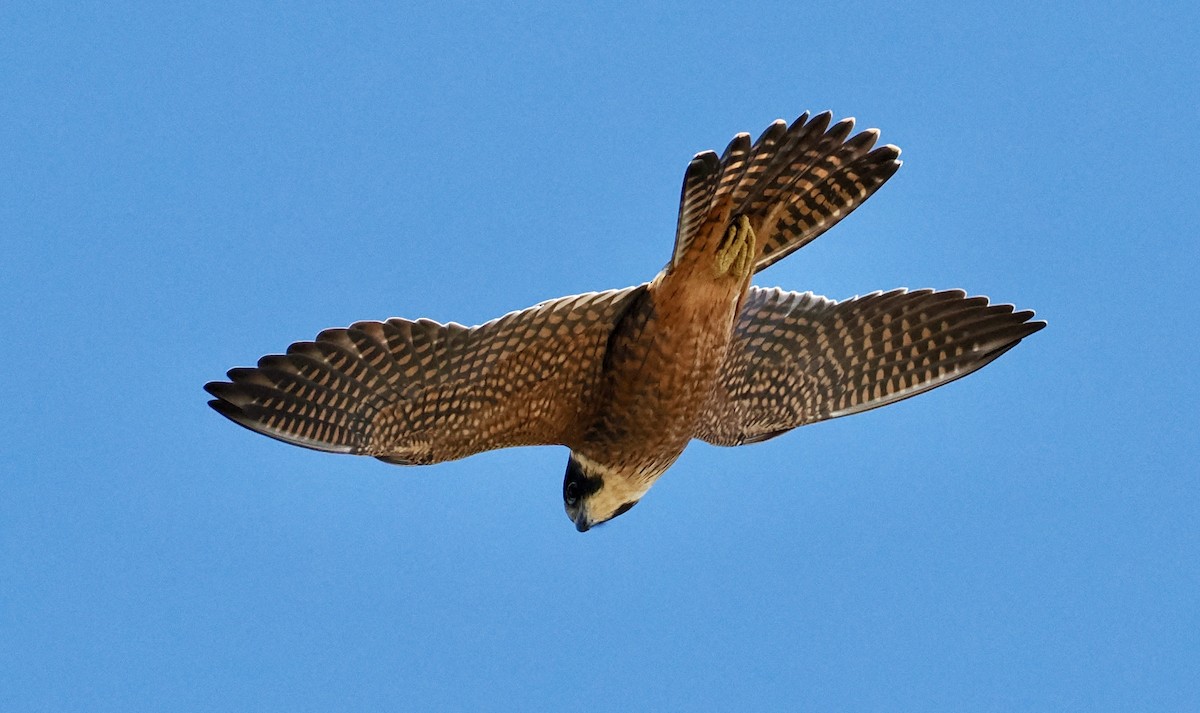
left=714, top=215, right=756, bottom=278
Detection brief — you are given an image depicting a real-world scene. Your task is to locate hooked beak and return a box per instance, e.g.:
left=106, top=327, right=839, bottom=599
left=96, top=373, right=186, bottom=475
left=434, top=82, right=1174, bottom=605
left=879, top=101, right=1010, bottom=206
left=573, top=512, right=591, bottom=533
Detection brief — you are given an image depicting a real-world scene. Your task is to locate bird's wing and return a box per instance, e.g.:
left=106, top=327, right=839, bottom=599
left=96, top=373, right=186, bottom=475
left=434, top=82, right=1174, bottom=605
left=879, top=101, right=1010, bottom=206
left=671, top=112, right=903, bottom=274
left=206, top=285, right=648, bottom=464
left=694, top=287, right=1045, bottom=446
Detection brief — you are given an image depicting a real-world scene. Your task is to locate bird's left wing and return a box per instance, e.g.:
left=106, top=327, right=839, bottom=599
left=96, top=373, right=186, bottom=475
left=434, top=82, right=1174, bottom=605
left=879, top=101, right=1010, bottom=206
left=694, top=286, right=1045, bottom=446
left=206, top=286, right=647, bottom=464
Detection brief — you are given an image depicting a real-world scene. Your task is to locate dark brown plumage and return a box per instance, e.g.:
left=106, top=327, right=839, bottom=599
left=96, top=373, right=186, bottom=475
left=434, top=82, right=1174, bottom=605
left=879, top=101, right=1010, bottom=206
left=207, top=287, right=647, bottom=463
left=206, top=111, right=1044, bottom=531
left=696, top=287, right=1044, bottom=446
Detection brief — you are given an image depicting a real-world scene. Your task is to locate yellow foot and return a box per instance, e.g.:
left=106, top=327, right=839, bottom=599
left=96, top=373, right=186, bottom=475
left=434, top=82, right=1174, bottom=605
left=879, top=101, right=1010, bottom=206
left=714, top=215, right=756, bottom=278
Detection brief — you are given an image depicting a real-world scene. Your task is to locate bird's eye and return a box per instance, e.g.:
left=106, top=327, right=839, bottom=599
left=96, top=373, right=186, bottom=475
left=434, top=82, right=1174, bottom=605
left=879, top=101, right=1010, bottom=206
left=565, top=480, right=579, bottom=506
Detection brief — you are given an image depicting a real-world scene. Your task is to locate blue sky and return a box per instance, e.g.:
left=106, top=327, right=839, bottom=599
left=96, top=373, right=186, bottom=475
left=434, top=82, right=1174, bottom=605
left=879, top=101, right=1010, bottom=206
left=2, top=1, right=1197, bottom=710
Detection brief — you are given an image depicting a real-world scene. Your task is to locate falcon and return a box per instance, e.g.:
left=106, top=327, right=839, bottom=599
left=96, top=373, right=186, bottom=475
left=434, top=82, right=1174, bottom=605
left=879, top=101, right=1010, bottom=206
left=206, top=111, right=1044, bottom=532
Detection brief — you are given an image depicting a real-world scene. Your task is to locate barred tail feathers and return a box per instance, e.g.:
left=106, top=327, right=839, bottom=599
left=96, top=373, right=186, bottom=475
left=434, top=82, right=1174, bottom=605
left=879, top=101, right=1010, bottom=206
left=670, top=112, right=902, bottom=273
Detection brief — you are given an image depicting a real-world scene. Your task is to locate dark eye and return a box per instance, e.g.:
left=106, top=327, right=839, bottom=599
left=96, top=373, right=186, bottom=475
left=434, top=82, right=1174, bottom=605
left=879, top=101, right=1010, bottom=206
left=564, top=480, right=579, bottom=506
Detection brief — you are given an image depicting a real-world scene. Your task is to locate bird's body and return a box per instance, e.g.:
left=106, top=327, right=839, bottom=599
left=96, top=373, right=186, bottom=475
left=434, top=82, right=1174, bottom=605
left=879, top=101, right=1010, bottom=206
left=207, top=111, right=1045, bottom=531
left=570, top=212, right=756, bottom=516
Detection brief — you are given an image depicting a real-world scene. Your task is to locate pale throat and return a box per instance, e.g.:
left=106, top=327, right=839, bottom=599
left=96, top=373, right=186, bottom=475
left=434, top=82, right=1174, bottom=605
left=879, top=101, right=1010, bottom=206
left=573, top=452, right=656, bottom=515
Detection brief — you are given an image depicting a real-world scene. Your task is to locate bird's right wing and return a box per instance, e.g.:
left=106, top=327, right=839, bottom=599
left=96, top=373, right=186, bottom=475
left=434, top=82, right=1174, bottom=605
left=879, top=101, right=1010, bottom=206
left=694, top=287, right=1045, bottom=446
left=206, top=285, right=648, bottom=464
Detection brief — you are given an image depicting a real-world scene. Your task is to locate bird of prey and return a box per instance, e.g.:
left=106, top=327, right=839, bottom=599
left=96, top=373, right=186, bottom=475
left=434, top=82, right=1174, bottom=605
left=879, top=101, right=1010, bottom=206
left=206, top=111, right=1044, bottom=532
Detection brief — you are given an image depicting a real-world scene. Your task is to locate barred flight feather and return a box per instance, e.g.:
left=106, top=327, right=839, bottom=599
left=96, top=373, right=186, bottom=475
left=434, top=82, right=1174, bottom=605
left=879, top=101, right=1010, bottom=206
left=695, top=287, right=1046, bottom=446
left=206, top=286, right=648, bottom=464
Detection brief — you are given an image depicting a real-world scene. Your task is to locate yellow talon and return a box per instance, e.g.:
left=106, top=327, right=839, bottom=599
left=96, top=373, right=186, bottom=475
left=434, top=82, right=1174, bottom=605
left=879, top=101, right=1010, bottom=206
left=715, top=215, right=755, bottom=277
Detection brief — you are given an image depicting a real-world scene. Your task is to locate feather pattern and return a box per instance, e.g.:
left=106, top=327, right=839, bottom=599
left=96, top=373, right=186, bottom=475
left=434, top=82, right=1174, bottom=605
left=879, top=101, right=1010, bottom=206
left=670, top=112, right=902, bottom=273
left=695, top=287, right=1046, bottom=445
left=207, top=286, right=648, bottom=464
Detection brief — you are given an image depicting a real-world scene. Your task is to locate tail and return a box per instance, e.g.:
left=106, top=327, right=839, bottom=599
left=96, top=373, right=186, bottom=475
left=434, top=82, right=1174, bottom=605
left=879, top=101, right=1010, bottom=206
left=672, top=112, right=902, bottom=273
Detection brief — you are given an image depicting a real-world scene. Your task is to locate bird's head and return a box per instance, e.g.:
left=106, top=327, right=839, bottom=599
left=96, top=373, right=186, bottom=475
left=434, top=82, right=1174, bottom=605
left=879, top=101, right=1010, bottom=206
left=562, top=453, right=648, bottom=532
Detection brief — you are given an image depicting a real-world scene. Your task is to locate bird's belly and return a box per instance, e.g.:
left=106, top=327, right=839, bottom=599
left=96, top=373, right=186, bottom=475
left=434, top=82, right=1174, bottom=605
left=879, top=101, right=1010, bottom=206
left=582, top=281, right=741, bottom=478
